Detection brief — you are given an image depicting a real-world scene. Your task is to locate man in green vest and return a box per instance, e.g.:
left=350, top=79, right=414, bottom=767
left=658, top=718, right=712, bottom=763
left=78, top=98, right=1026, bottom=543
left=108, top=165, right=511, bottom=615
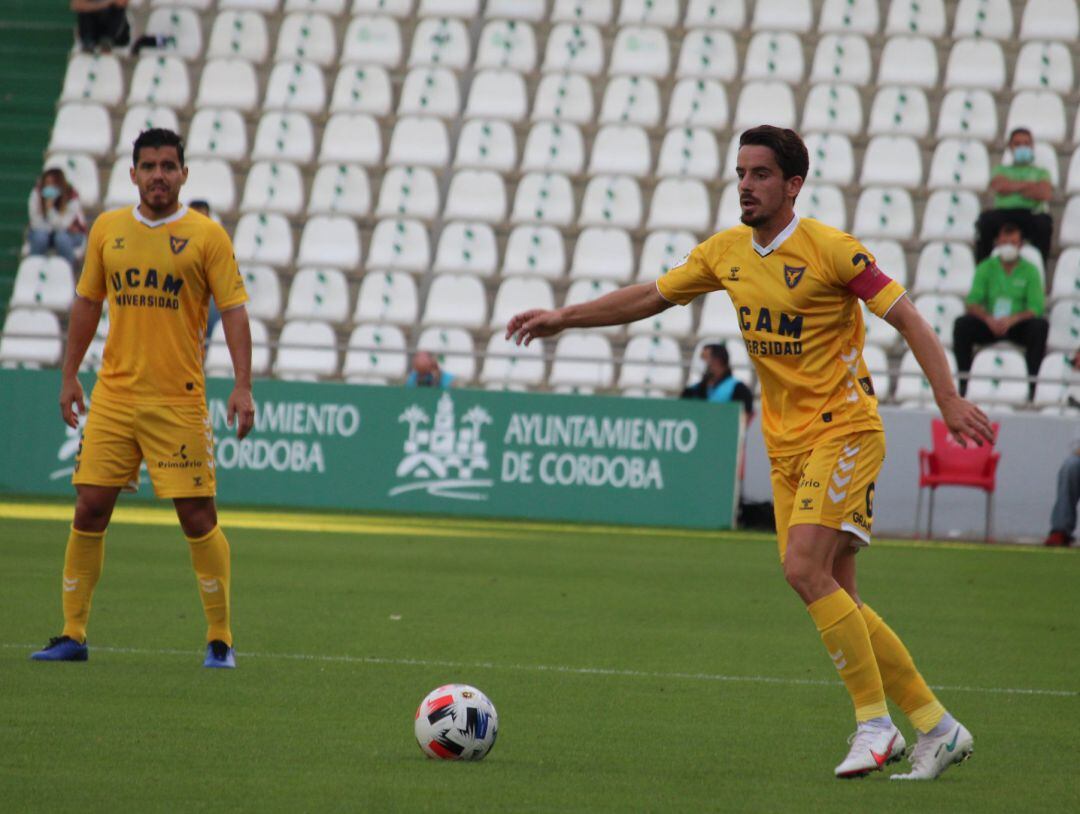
left=975, top=127, right=1053, bottom=264
left=953, top=222, right=1049, bottom=400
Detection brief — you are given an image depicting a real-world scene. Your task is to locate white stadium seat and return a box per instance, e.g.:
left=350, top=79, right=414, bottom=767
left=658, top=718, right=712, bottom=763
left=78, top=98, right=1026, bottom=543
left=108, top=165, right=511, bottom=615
left=50, top=103, right=110, bottom=156
left=220, top=0, right=280, bottom=10
left=549, top=333, right=614, bottom=391
left=240, top=161, right=304, bottom=215
left=952, top=0, right=1012, bottom=39
left=1019, top=0, right=1080, bottom=41
left=619, top=0, right=680, bottom=26
left=252, top=111, right=315, bottom=164
left=239, top=265, right=282, bottom=321
left=343, top=323, right=408, bottom=383
left=233, top=212, right=294, bottom=266
left=697, top=291, right=741, bottom=339
left=913, top=293, right=965, bottom=346
left=1034, top=350, right=1080, bottom=407
left=599, top=75, right=661, bottom=128
left=275, top=12, right=337, bottom=66
left=913, top=242, right=976, bottom=296
left=207, top=319, right=270, bottom=379
left=532, top=72, right=594, bottom=124
left=0, top=309, right=61, bottom=367
left=465, top=69, right=528, bottom=122
left=878, top=36, right=937, bottom=88
left=1051, top=248, right=1080, bottom=300
left=569, top=227, right=634, bottom=283
left=285, top=267, right=351, bottom=324
left=502, top=225, right=566, bottom=279
left=144, top=7, right=204, bottom=61
left=714, top=180, right=742, bottom=231
left=367, top=218, right=430, bottom=272
left=43, top=153, right=100, bottom=208
left=330, top=64, right=393, bottom=115
left=920, top=190, right=980, bottom=242
left=186, top=108, right=247, bottom=161
left=811, top=34, right=872, bottom=85
left=1047, top=300, right=1080, bottom=350
left=927, top=139, right=991, bottom=191
left=414, top=327, right=476, bottom=382
left=375, top=166, right=440, bottom=220
left=454, top=119, right=517, bottom=172
left=752, top=0, right=813, bottom=32
left=274, top=320, right=339, bottom=381
left=434, top=221, right=498, bottom=277
left=861, top=136, right=922, bottom=188
left=610, top=27, right=670, bottom=79
left=207, top=10, right=270, bottom=63
left=578, top=175, right=642, bottom=229
left=863, top=239, right=908, bottom=287
left=398, top=66, right=461, bottom=118
left=886, top=0, right=946, bottom=36
left=656, top=127, right=720, bottom=180
left=867, top=86, right=930, bottom=138
left=618, top=336, right=684, bottom=393
left=521, top=122, right=585, bottom=175
left=589, top=125, right=652, bottom=178
left=196, top=58, right=259, bottom=112
left=10, top=256, right=74, bottom=312
left=637, top=230, right=698, bottom=282
left=852, top=187, right=915, bottom=240
left=128, top=56, right=190, bottom=108
left=676, top=29, right=737, bottom=81
left=564, top=279, right=619, bottom=336
left=862, top=301, right=900, bottom=349
left=386, top=116, right=450, bottom=168
left=480, top=332, right=545, bottom=389
left=667, top=78, right=728, bottom=129
left=944, top=39, right=1006, bottom=91
left=627, top=303, right=693, bottom=339
left=797, top=184, right=847, bottom=231
left=1013, top=41, right=1074, bottom=93
left=896, top=348, right=958, bottom=406
left=935, top=90, right=998, bottom=141
left=353, top=271, right=419, bottom=326
left=1006, top=91, right=1067, bottom=144
left=511, top=173, right=575, bottom=227
left=443, top=170, right=507, bottom=224
left=342, top=16, right=403, bottom=68
left=804, top=132, right=854, bottom=185
left=104, top=158, right=138, bottom=208
left=744, top=32, right=805, bottom=84
left=684, top=0, right=745, bottom=29
left=475, top=19, right=537, bottom=73
left=551, top=0, right=613, bottom=24
left=1061, top=197, right=1080, bottom=247
left=61, top=54, right=123, bottom=106
left=489, top=277, right=555, bottom=328
left=263, top=60, right=326, bottom=113
left=183, top=159, right=237, bottom=214
left=308, top=163, right=371, bottom=216
left=543, top=23, right=605, bottom=76
left=320, top=113, right=382, bottom=165
left=114, top=104, right=179, bottom=156
left=967, top=348, right=1029, bottom=406
left=819, top=0, right=879, bottom=33
left=297, top=216, right=362, bottom=269
left=802, top=83, right=863, bottom=135
left=409, top=17, right=471, bottom=70
left=422, top=274, right=487, bottom=328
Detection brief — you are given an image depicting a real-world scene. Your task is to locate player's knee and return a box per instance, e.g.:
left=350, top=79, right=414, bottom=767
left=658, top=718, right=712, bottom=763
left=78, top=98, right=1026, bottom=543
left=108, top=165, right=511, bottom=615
left=175, top=499, right=217, bottom=538
left=782, top=551, right=829, bottom=601
left=74, top=496, right=112, bottom=532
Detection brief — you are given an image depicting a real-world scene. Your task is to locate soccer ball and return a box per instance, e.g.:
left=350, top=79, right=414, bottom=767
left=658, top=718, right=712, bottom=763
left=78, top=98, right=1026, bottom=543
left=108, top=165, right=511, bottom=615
left=414, top=684, right=499, bottom=761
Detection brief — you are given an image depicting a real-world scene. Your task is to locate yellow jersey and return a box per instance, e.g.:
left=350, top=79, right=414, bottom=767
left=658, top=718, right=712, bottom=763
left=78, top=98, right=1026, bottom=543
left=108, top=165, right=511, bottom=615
left=76, top=205, right=248, bottom=405
left=656, top=216, right=906, bottom=457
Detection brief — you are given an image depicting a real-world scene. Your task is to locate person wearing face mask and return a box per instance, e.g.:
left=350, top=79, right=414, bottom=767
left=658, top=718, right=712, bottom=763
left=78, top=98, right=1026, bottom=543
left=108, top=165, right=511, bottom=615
left=27, top=167, right=87, bottom=268
left=975, top=128, right=1054, bottom=264
left=953, top=222, right=1049, bottom=400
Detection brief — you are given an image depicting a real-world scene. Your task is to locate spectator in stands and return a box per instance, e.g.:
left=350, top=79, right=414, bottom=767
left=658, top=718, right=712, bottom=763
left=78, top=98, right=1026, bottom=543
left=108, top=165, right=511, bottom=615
left=975, top=128, right=1054, bottom=264
left=953, top=222, right=1048, bottom=400
left=1045, top=447, right=1080, bottom=548
left=27, top=167, right=87, bottom=268
left=71, top=0, right=130, bottom=53
left=681, top=343, right=754, bottom=417
left=406, top=351, right=455, bottom=389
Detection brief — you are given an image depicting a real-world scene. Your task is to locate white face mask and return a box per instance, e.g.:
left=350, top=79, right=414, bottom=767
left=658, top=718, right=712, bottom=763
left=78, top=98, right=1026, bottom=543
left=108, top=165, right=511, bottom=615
left=997, top=243, right=1020, bottom=263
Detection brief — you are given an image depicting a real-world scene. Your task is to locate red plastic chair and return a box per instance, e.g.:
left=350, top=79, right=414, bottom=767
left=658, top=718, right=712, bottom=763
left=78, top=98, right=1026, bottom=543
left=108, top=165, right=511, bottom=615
left=916, top=419, right=1000, bottom=541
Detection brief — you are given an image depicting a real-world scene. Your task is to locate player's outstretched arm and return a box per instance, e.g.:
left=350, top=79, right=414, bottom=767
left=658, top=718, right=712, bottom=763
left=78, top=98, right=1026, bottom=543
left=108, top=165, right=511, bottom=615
left=505, top=282, right=670, bottom=346
left=59, top=295, right=103, bottom=428
left=219, top=305, right=255, bottom=439
left=884, top=295, right=995, bottom=447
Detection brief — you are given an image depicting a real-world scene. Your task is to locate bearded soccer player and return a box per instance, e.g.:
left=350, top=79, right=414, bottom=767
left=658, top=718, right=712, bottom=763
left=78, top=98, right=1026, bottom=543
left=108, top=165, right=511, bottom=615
left=31, top=128, right=255, bottom=668
left=506, top=126, right=994, bottom=780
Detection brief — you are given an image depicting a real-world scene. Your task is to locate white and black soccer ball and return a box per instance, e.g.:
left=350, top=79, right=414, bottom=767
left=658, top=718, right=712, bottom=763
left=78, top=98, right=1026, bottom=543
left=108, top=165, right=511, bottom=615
left=414, top=684, right=499, bottom=761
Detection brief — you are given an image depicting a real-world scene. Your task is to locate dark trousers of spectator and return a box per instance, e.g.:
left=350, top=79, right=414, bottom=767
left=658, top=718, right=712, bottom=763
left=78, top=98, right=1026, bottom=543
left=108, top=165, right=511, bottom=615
left=952, top=313, right=1049, bottom=399
left=77, top=8, right=130, bottom=51
left=975, top=208, right=1053, bottom=265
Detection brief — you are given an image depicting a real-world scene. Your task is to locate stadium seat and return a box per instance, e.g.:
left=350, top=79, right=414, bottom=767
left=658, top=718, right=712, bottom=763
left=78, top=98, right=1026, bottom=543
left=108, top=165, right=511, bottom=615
left=1047, top=300, right=1080, bottom=350
left=10, top=256, right=74, bottom=312
left=453, top=119, right=517, bottom=173
left=861, top=344, right=891, bottom=395
left=878, top=36, right=937, bottom=88
left=895, top=347, right=958, bottom=406
left=1006, top=91, right=1067, bottom=144
left=804, top=132, right=854, bottom=185
left=797, top=184, right=847, bottom=231
left=637, top=230, right=698, bottom=282
left=521, top=122, right=586, bottom=174
left=862, top=301, right=900, bottom=349
left=367, top=218, right=430, bottom=272
left=714, top=180, right=742, bottom=231
left=220, top=0, right=280, bottom=9
left=752, top=0, right=812, bottom=31
left=206, top=318, right=270, bottom=378
left=433, top=221, right=498, bottom=276
left=127, top=55, right=190, bottom=108
left=564, top=279, right=620, bottom=336
left=49, top=103, right=110, bottom=156
left=609, top=26, right=669, bottom=78
left=1019, top=0, right=1080, bottom=41
left=863, top=239, right=908, bottom=287
left=386, top=116, right=451, bottom=167
left=927, top=139, right=991, bottom=191
left=550, top=0, right=612, bottom=23
left=195, top=58, right=259, bottom=112
left=144, top=7, right=203, bottom=61
left=810, top=34, right=872, bottom=85
left=656, top=127, right=720, bottom=180
left=913, top=242, right=976, bottom=296
left=543, top=23, right=605, bottom=76
left=375, top=166, right=440, bottom=220
left=342, top=16, right=402, bottom=68
left=861, top=136, right=922, bottom=188
left=801, top=83, right=862, bottom=135
left=297, top=216, right=362, bottom=269
left=1050, top=248, right=1080, bottom=300
left=422, top=274, right=487, bottom=328
left=264, top=60, right=327, bottom=113
left=627, top=300, right=694, bottom=339
left=342, top=323, right=408, bottom=383
left=967, top=348, right=1030, bottom=406
left=103, top=158, right=138, bottom=208
left=920, top=190, right=980, bottom=242
left=419, top=0, right=478, bottom=15
left=733, top=81, right=796, bottom=130
left=666, top=78, right=728, bottom=129
left=285, top=267, right=351, bottom=323
left=1060, top=197, right=1080, bottom=246
left=320, top=113, right=382, bottom=165
left=152, top=0, right=213, bottom=9
left=240, top=161, right=304, bottom=215
left=238, top=265, right=282, bottom=321
left=935, top=89, right=998, bottom=141
left=398, top=66, right=461, bottom=118
left=589, top=125, right=652, bottom=178
left=618, top=335, right=684, bottom=393
left=43, top=153, right=100, bottom=208
left=186, top=108, right=247, bottom=161
left=465, top=69, right=528, bottom=121
left=443, top=170, right=507, bottom=224
left=916, top=417, right=1000, bottom=539
left=531, top=72, right=594, bottom=124
left=684, top=0, right=746, bottom=28
left=233, top=212, right=294, bottom=266
left=252, top=111, right=316, bottom=163
left=599, top=75, right=662, bottom=128
left=952, top=0, right=1012, bottom=38
left=414, top=327, right=476, bottom=381
left=866, top=86, right=930, bottom=138
left=569, top=227, right=634, bottom=283
left=114, top=105, right=179, bottom=156
left=819, top=0, right=879, bottom=32
left=579, top=175, right=642, bottom=229
left=913, top=293, right=965, bottom=346
left=502, top=225, right=566, bottom=279
left=183, top=159, right=237, bottom=214
left=548, top=332, right=614, bottom=391
left=274, top=320, right=339, bottom=380
left=308, top=163, right=371, bottom=216
left=620, top=0, right=680, bottom=25
left=1013, top=41, right=1074, bottom=93
left=61, top=53, right=123, bottom=106
left=852, top=187, right=915, bottom=240
left=743, top=31, right=804, bottom=84
left=885, top=0, right=946, bottom=36
left=486, top=0, right=545, bottom=21
left=510, top=172, right=575, bottom=227
left=275, top=12, right=337, bottom=66
left=480, top=332, right=544, bottom=388
left=475, top=19, right=537, bottom=72
left=944, top=39, right=1006, bottom=91
left=409, top=17, right=471, bottom=70
left=676, top=29, right=738, bottom=81
left=697, top=291, right=742, bottom=339
left=329, top=64, right=393, bottom=115
left=353, top=270, right=419, bottom=326
left=489, top=277, right=554, bottom=328
left=0, top=308, right=62, bottom=368
left=207, top=10, right=270, bottom=62
left=1033, top=350, right=1080, bottom=407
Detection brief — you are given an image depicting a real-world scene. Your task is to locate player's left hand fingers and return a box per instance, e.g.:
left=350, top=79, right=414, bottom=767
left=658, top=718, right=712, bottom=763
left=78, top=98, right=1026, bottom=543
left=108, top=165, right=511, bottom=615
left=237, top=406, right=255, bottom=440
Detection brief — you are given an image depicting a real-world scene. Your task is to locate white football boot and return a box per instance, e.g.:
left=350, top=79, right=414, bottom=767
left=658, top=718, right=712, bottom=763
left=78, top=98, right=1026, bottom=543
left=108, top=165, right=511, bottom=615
left=834, top=719, right=906, bottom=778
left=891, top=721, right=973, bottom=780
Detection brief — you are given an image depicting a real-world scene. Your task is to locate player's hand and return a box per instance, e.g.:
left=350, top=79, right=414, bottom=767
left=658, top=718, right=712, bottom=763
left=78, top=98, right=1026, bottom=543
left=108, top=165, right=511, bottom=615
left=227, top=386, right=255, bottom=440
left=59, top=376, right=85, bottom=429
left=939, top=393, right=995, bottom=448
left=505, top=309, right=564, bottom=346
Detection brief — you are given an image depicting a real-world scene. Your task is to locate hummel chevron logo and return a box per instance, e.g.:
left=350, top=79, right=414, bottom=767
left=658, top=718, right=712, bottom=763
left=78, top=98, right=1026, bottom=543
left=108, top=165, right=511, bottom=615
left=832, top=472, right=852, bottom=488
left=828, top=488, right=847, bottom=503
left=829, top=649, right=847, bottom=670
left=199, top=578, right=219, bottom=594
left=842, top=445, right=860, bottom=456
left=63, top=577, right=78, bottom=592
left=836, top=458, right=855, bottom=472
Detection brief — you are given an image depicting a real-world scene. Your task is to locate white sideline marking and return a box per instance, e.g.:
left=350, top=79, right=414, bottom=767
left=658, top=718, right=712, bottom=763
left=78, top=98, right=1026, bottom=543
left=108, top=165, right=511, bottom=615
left=6, top=643, right=1075, bottom=698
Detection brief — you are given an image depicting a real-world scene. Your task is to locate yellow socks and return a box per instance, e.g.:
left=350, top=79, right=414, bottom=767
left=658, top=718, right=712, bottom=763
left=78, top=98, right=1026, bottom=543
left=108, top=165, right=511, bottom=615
left=808, top=588, right=889, bottom=722
left=61, top=527, right=106, bottom=643
left=860, top=604, right=945, bottom=733
left=187, top=525, right=232, bottom=647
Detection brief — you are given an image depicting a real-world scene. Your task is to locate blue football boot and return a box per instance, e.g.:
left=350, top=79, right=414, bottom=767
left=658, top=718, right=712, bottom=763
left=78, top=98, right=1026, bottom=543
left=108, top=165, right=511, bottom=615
left=31, top=636, right=89, bottom=662
left=203, top=639, right=236, bottom=669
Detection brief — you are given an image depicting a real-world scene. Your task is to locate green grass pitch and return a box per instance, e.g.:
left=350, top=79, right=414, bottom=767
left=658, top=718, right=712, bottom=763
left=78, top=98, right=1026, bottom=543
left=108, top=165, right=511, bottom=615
left=1, top=503, right=1077, bottom=813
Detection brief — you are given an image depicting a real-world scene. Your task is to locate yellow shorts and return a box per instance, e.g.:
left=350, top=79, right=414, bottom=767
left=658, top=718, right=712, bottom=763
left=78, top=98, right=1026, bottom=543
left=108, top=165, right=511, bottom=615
left=73, top=395, right=216, bottom=498
left=769, top=429, right=884, bottom=562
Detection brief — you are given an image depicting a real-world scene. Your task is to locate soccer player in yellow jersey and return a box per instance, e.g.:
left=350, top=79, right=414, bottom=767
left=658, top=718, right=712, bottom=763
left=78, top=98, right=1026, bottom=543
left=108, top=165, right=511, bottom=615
left=506, top=126, right=996, bottom=780
left=31, top=128, right=255, bottom=669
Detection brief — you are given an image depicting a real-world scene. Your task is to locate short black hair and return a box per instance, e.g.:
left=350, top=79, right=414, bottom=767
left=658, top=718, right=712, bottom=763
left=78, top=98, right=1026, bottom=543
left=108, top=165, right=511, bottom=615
left=1008, top=127, right=1033, bottom=143
left=132, top=128, right=185, bottom=167
left=998, top=221, right=1023, bottom=239
left=704, top=343, right=729, bottom=366
left=738, top=125, right=809, bottom=181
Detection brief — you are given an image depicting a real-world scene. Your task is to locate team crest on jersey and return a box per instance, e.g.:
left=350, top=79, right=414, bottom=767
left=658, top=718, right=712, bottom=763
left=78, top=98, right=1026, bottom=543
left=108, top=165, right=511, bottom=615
left=169, top=236, right=189, bottom=255
left=783, top=264, right=806, bottom=289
